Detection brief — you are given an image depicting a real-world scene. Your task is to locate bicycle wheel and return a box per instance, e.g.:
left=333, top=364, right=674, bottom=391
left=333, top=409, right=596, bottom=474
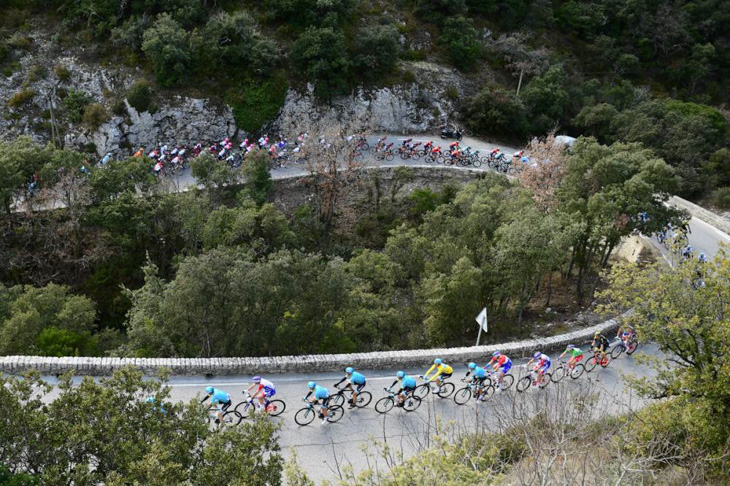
left=502, top=374, right=515, bottom=389
left=611, top=344, right=625, bottom=359
left=400, top=151, right=409, bottom=160
left=414, top=384, right=430, bottom=399
left=453, top=387, right=472, bottom=405
left=436, top=155, right=444, bottom=164
left=627, top=341, right=638, bottom=355
left=233, top=401, right=253, bottom=418
left=330, top=393, right=345, bottom=407
left=326, top=405, right=344, bottom=423
left=479, top=385, right=495, bottom=400
left=473, top=159, right=482, bottom=168
left=360, top=142, right=369, bottom=151
left=221, top=411, right=242, bottom=426
left=585, top=357, right=597, bottom=373
left=516, top=376, right=531, bottom=393
left=403, top=395, right=421, bottom=412
left=266, top=400, right=286, bottom=417
left=294, top=407, right=315, bottom=426
left=375, top=397, right=394, bottom=414
left=385, top=153, right=394, bottom=161
left=600, top=354, right=612, bottom=368
left=570, top=363, right=585, bottom=379
left=425, top=155, right=434, bottom=163
left=354, top=391, right=372, bottom=408
left=411, top=152, right=420, bottom=160
left=437, top=382, right=455, bottom=398
left=551, top=366, right=566, bottom=383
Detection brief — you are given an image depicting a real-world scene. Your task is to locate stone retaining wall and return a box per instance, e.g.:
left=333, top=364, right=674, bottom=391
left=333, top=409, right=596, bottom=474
left=0, top=317, right=624, bottom=376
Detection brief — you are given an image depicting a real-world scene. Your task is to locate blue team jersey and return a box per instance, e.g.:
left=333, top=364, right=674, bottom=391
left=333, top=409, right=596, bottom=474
left=401, top=376, right=417, bottom=389
left=350, top=371, right=366, bottom=385
left=313, top=385, right=329, bottom=400
left=473, top=367, right=486, bottom=379
left=210, top=389, right=230, bottom=404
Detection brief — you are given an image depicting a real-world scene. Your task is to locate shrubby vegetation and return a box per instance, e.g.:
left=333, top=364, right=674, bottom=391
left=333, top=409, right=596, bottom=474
left=0, top=135, right=684, bottom=357
left=0, top=368, right=282, bottom=484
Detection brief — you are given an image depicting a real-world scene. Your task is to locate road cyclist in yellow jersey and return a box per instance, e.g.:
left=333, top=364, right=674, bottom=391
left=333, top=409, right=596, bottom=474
left=415, top=358, right=456, bottom=398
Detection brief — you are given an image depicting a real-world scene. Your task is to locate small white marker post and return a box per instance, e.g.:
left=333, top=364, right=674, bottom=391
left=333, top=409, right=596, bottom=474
left=475, top=307, right=488, bottom=346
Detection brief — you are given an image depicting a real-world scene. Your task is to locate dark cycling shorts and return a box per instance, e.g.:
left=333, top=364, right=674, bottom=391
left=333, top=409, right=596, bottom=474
left=354, top=382, right=366, bottom=392
left=473, top=377, right=486, bottom=387
left=440, top=373, right=452, bottom=380
left=318, top=397, right=330, bottom=407
left=400, top=386, right=416, bottom=395
left=218, top=400, right=231, bottom=411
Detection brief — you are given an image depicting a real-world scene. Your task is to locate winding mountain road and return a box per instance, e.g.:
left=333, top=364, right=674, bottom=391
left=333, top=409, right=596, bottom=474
left=18, top=133, right=730, bottom=481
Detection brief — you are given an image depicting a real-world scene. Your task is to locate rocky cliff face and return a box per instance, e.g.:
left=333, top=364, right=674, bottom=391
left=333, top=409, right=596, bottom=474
left=1, top=30, right=475, bottom=156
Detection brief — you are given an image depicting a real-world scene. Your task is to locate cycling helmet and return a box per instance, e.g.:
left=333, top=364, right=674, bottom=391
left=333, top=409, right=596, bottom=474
left=345, top=367, right=354, bottom=374
left=205, top=386, right=214, bottom=394
left=566, top=344, right=575, bottom=349
left=307, top=381, right=316, bottom=389
left=468, top=362, right=477, bottom=370
left=699, top=253, right=708, bottom=262
left=252, top=376, right=261, bottom=383
left=146, top=397, right=155, bottom=404
left=434, top=358, right=443, bottom=365
left=492, top=351, right=501, bottom=357
left=396, top=371, right=405, bottom=379
left=533, top=351, right=541, bottom=359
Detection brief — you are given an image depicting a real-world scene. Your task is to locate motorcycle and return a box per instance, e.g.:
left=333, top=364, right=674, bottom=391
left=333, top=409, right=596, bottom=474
left=440, top=125, right=463, bottom=141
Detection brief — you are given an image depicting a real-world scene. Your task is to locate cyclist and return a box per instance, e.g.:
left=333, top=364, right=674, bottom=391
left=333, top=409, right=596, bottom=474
left=591, top=331, right=610, bottom=363
left=616, top=325, right=636, bottom=350
left=421, top=358, right=453, bottom=393
left=525, top=351, right=551, bottom=387
left=401, top=138, right=413, bottom=148
left=387, top=371, right=417, bottom=406
left=464, top=362, right=488, bottom=400
left=333, top=367, right=366, bottom=409
left=304, top=381, right=331, bottom=424
left=245, top=376, right=276, bottom=411
left=487, top=351, right=512, bottom=390
left=558, top=344, right=584, bottom=371
left=202, top=386, right=232, bottom=423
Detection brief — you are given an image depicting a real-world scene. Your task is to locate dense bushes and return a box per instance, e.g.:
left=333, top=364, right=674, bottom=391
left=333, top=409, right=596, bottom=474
left=464, top=85, right=530, bottom=141
left=229, top=72, right=288, bottom=133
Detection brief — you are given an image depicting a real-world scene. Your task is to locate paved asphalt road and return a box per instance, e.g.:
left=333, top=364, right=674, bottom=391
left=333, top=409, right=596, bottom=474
left=22, top=133, right=730, bottom=481
left=38, top=344, right=659, bottom=483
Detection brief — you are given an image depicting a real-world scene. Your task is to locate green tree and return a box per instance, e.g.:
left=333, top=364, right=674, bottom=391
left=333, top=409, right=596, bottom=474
left=439, top=16, right=482, bottom=71
left=464, top=85, right=529, bottom=140
left=352, top=24, right=401, bottom=80
left=290, top=27, right=349, bottom=99
left=141, top=14, right=190, bottom=86
left=600, top=255, right=730, bottom=479
left=521, top=64, right=569, bottom=133
left=0, top=137, right=53, bottom=214
left=241, top=149, right=274, bottom=206
left=0, top=368, right=283, bottom=484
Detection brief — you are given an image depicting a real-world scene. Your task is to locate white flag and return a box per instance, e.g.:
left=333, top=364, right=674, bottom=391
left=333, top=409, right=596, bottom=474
left=475, top=307, right=488, bottom=333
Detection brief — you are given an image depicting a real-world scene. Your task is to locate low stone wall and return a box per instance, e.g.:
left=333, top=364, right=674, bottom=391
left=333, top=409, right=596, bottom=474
left=0, top=317, right=624, bottom=376
left=670, top=196, right=730, bottom=235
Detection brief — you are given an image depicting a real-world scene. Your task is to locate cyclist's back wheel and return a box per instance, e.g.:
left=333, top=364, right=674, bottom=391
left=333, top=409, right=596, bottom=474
left=436, top=155, right=445, bottom=164
left=221, top=411, right=241, bottom=427
left=453, top=387, right=472, bottom=405
left=414, top=384, right=430, bottom=399
left=585, top=357, right=597, bottom=373
left=375, top=397, right=394, bottom=414
left=400, top=151, right=409, bottom=160
left=570, top=363, right=585, bottom=379
left=294, top=407, right=315, bottom=426
left=385, top=153, right=394, bottom=161
left=516, top=376, right=531, bottom=393
left=360, top=142, right=369, bottom=151
left=437, top=382, right=455, bottom=398
left=627, top=341, right=638, bottom=355
left=355, top=391, right=372, bottom=408
left=551, top=367, right=566, bottom=383
left=403, top=395, right=421, bottom=412
left=266, top=400, right=286, bottom=417
left=473, top=159, right=481, bottom=168
left=611, top=344, right=625, bottom=359
left=480, top=385, right=495, bottom=400
left=327, top=405, right=344, bottom=423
